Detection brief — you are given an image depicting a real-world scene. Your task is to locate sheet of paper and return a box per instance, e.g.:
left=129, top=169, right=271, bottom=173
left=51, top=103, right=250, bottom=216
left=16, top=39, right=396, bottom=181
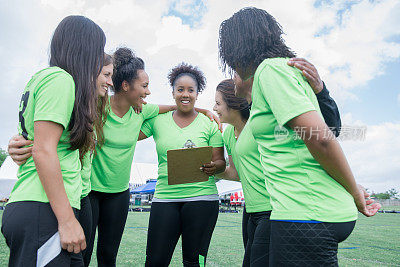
left=167, top=146, right=213, bottom=185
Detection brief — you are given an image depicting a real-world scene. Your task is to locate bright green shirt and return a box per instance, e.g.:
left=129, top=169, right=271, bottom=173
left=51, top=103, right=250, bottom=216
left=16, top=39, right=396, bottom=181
left=223, top=124, right=272, bottom=213
left=249, top=58, right=357, bottom=222
left=90, top=103, right=159, bottom=193
left=141, top=111, right=224, bottom=199
left=8, top=67, right=82, bottom=209
left=81, top=151, right=93, bottom=198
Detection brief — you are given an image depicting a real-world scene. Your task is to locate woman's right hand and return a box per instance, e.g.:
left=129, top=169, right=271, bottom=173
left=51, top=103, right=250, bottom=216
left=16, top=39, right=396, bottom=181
left=353, top=184, right=381, bottom=217
left=58, top=217, right=86, bottom=253
left=8, top=134, right=33, bottom=165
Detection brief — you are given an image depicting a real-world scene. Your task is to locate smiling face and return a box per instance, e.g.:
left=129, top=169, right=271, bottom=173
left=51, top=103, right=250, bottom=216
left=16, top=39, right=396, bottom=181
left=172, top=75, right=198, bottom=113
left=124, top=69, right=151, bottom=107
left=213, top=90, right=241, bottom=124
left=213, top=91, right=231, bottom=123
left=233, top=72, right=252, bottom=98
left=96, top=63, right=113, bottom=97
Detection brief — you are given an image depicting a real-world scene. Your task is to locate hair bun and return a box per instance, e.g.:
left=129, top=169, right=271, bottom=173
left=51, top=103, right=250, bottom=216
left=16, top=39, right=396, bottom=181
left=113, top=47, right=135, bottom=69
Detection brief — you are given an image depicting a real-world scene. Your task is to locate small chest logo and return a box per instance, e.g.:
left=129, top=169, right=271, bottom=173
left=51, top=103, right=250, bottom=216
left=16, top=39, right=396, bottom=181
left=183, top=139, right=197, bottom=148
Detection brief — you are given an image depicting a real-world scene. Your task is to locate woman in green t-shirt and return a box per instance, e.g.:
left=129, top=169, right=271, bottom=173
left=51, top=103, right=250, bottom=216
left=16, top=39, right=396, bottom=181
left=218, top=7, right=380, bottom=266
left=214, top=62, right=346, bottom=266
left=1, top=16, right=106, bottom=266
left=86, top=49, right=219, bottom=266
left=8, top=53, right=114, bottom=267
left=141, top=63, right=226, bottom=266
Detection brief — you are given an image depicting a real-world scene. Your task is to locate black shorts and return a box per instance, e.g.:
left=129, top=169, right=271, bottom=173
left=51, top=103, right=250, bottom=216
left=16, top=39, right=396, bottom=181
left=269, top=220, right=356, bottom=266
left=1, top=201, right=84, bottom=267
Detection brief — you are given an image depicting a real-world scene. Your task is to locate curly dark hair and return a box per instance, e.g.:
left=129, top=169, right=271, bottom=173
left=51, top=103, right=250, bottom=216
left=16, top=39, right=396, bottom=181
left=168, top=62, right=206, bottom=93
left=216, top=79, right=250, bottom=120
left=112, top=47, right=144, bottom=92
left=218, top=7, right=296, bottom=76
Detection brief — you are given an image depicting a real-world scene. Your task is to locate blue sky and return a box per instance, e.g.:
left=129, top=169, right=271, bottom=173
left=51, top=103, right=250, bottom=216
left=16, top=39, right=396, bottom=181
left=340, top=60, right=400, bottom=125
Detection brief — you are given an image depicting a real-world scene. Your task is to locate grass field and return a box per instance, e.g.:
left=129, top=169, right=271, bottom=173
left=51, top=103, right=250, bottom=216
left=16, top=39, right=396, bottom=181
left=1, top=210, right=399, bottom=266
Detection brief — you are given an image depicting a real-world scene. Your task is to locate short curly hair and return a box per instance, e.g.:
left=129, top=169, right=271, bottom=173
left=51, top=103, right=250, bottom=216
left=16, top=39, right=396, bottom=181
left=218, top=7, right=295, bottom=76
left=168, top=62, right=206, bottom=93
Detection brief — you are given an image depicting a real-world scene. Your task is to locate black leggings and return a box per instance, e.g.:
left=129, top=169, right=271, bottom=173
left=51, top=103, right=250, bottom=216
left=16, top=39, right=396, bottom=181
left=269, top=220, right=356, bottom=266
left=87, top=189, right=130, bottom=267
left=145, top=201, right=219, bottom=267
left=77, top=196, right=92, bottom=267
left=1, top=201, right=83, bottom=267
left=242, top=206, right=250, bottom=249
left=243, top=211, right=271, bottom=267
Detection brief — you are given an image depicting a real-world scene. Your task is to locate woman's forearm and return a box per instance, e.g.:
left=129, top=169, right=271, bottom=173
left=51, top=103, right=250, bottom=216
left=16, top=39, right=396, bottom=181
left=158, top=105, right=176, bottom=114
left=303, top=132, right=360, bottom=198
left=214, top=159, right=227, bottom=175
left=33, top=147, right=75, bottom=223
left=216, top=166, right=240, bottom=181
left=288, top=111, right=360, bottom=198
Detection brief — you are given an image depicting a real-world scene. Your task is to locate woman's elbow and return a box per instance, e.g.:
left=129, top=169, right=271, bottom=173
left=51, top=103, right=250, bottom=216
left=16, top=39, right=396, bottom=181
left=32, top=145, right=54, bottom=162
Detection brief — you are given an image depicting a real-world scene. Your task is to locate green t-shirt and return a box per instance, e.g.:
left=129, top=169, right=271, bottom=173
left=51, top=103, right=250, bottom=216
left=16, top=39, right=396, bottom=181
left=90, top=102, right=159, bottom=193
left=140, top=111, right=224, bottom=199
left=248, top=58, right=357, bottom=222
left=8, top=67, right=82, bottom=209
left=223, top=124, right=272, bottom=213
left=81, top=151, right=93, bottom=198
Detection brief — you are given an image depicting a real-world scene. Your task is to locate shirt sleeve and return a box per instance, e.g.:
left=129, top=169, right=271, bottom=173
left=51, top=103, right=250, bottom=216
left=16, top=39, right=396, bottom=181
left=142, top=104, right=160, bottom=120
left=257, top=64, right=316, bottom=126
left=209, top=121, right=224, bottom=147
left=33, top=71, right=75, bottom=129
left=140, top=117, right=156, bottom=138
left=316, top=82, right=342, bottom=137
left=222, top=128, right=232, bottom=156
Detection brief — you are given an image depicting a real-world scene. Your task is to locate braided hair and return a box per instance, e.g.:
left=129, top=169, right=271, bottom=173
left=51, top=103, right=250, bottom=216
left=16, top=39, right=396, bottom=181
left=218, top=7, right=296, bottom=76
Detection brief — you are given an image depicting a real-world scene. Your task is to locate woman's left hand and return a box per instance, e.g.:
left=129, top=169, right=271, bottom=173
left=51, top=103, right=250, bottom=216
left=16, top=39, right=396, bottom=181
left=201, top=162, right=217, bottom=176
left=205, top=110, right=222, bottom=132
left=287, top=58, right=324, bottom=94
left=354, top=184, right=381, bottom=217
left=133, top=101, right=146, bottom=114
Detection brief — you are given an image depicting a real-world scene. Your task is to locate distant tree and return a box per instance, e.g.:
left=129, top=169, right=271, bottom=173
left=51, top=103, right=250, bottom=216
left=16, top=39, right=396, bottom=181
left=0, top=147, right=8, bottom=167
left=387, top=188, right=399, bottom=199
left=371, top=192, right=390, bottom=199
left=371, top=188, right=399, bottom=200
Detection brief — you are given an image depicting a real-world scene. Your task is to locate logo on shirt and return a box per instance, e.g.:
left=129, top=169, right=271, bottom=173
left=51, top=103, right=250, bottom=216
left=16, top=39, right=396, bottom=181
left=183, top=139, right=197, bottom=148
left=274, top=125, right=289, bottom=141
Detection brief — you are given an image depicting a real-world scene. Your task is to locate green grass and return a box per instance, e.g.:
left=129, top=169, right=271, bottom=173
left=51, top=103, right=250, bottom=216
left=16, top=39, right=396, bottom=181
left=1, top=211, right=399, bottom=266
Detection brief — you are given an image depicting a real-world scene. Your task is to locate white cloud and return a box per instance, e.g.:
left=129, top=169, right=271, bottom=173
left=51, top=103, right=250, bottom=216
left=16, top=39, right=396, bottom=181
left=1, top=0, right=399, bottom=192
left=340, top=121, right=400, bottom=192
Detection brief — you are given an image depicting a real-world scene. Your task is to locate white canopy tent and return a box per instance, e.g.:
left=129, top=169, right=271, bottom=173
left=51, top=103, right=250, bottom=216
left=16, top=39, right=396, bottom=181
left=216, top=180, right=242, bottom=195
left=0, top=158, right=242, bottom=198
left=0, top=157, right=19, bottom=199
left=129, top=162, right=158, bottom=187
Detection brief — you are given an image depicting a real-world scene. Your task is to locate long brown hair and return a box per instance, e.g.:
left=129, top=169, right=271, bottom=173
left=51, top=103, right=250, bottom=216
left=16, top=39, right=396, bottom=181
left=50, top=16, right=106, bottom=159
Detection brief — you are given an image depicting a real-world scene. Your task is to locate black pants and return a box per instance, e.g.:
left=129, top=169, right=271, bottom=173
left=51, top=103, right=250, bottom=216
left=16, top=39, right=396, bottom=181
left=242, top=206, right=250, bottom=249
left=243, top=211, right=271, bottom=267
left=145, top=201, right=219, bottom=267
left=269, top=220, right=356, bottom=266
left=1, top=201, right=83, bottom=267
left=77, top=196, right=92, bottom=267
left=87, top=189, right=130, bottom=267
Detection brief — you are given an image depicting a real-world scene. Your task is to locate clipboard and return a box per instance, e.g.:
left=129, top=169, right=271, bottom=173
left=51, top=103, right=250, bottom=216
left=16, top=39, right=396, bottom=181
left=167, top=146, right=213, bottom=185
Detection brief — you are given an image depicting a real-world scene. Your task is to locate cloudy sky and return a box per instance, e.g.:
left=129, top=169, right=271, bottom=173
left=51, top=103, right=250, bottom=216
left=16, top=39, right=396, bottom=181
left=0, top=0, right=399, bottom=192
